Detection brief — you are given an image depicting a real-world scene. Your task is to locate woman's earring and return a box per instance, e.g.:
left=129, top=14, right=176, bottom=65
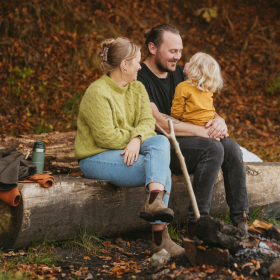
left=123, top=68, right=127, bottom=73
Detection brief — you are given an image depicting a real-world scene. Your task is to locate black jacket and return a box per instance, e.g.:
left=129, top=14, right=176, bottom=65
left=0, top=146, right=37, bottom=191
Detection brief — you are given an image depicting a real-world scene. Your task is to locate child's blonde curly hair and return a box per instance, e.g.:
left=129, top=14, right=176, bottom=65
left=187, top=52, right=224, bottom=93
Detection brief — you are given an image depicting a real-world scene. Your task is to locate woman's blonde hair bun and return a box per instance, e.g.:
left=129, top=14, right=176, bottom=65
left=99, top=37, right=141, bottom=72
left=100, top=38, right=115, bottom=49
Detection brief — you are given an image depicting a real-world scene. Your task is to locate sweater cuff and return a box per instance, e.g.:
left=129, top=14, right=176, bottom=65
left=130, top=133, right=142, bottom=144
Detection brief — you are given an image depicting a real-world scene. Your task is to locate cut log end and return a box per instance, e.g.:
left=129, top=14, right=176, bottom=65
left=194, top=215, right=257, bottom=254
left=0, top=198, right=23, bottom=249
left=183, top=236, right=230, bottom=266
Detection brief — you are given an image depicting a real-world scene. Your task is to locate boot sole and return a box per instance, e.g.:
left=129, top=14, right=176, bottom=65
left=139, top=210, right=174, bottom=223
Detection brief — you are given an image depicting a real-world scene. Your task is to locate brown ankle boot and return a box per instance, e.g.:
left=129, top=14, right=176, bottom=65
left=139, top=190, right=174, bottom=223
left=150, top=226, right=185, bottom=256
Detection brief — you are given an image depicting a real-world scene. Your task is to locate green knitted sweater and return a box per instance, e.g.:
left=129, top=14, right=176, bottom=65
left=75, top=74, right=156, bottom=159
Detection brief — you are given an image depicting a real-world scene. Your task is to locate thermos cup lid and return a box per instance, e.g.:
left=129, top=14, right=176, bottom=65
left=33, top=141, right=45, bottom=152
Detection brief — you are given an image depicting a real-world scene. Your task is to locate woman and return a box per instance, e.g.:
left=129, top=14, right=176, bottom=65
left=74, top=37, right=184, bottom=256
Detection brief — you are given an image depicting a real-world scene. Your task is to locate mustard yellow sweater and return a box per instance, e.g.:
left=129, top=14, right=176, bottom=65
left=171, top=81, right=215, bottom=126
left=75, top=74, right=156, bottom=159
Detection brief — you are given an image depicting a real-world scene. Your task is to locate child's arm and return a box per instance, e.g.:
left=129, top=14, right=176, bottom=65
left=171, top=85, right=188, bottom=120
left=151, top=102, right=212, bottom=138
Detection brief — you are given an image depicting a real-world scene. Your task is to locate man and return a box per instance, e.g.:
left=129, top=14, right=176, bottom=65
left=137, top=24, right=249, bottom=248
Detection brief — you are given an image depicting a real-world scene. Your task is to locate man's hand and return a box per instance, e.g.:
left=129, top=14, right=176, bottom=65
left=120, top=137, right=141, bottom=166
left=205, top=114, right=228, bottom=140
left=150, top=103, right=227, bottom=139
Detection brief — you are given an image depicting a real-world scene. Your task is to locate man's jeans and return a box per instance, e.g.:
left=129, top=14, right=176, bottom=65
left=79, top=135, right=171, bottom=225
left=170, top=136, right=249, bottom=226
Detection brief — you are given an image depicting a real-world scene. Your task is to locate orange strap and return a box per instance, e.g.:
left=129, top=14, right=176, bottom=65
left=19, top=174, right=55, bottom=188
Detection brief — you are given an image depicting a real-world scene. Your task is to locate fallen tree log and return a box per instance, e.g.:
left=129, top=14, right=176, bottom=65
left=0, top=162, right=280, bottom=250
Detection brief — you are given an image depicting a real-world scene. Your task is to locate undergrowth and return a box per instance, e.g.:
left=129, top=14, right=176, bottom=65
left=12, top=234, right=61, bottom=266
left=0, top=225, right=103, bottom=280
left=63, top=92, right=83, bottom=117
left=62, top=224, right=103, bottom=255
left=215, top=206, right=280, bottom=228
left=266, top=76, right=280, bottom=94
left=16, top=248, right=61, bottom=267
left=168, top=224, right=181, bottom=243
left=0, top=271, right=30, bottom=280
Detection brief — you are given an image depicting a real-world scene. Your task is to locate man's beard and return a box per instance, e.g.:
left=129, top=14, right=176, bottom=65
left=155, top=53, right=177, bottom=73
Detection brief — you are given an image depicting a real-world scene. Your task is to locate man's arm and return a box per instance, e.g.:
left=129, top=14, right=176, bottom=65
left=151, top=102, right=210, bottom=137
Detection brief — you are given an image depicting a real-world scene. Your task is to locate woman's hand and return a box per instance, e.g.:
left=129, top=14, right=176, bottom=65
left=120, top=137, right=141, bottom=166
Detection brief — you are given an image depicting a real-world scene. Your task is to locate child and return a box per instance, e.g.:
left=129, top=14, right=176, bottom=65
left=171, top=52, right=224, bottom=126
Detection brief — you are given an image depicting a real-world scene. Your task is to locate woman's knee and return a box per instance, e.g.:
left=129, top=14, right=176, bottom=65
left=143, top=135, right=170, bottom=152
left=154, top=135, right=170, bottom=150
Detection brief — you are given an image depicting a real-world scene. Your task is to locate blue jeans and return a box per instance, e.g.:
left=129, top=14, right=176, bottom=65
left=79, top=135, right=172, bottom=224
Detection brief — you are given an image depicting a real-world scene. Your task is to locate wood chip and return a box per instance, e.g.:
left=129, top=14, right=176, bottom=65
left=241, top=262, right=254, bottom=269
left=199, top=272, right=207, bottom=277
left=170, top=262, right=176, bottom=270
left=116, top=238, right=125, bottom=243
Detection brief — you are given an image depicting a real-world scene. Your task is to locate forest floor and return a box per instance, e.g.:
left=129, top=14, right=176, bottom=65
left=1, top=214, right=280, bottom=280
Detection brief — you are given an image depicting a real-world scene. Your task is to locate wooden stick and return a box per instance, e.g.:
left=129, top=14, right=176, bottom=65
left=155, top=120, right=201, bottom=221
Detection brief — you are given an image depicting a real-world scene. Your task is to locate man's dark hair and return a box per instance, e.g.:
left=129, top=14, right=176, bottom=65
left=143, top=24, right=180, bottom=55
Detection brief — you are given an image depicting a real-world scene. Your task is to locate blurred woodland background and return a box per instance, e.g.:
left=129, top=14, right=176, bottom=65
left=0, top=0, right=279, bottom=161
